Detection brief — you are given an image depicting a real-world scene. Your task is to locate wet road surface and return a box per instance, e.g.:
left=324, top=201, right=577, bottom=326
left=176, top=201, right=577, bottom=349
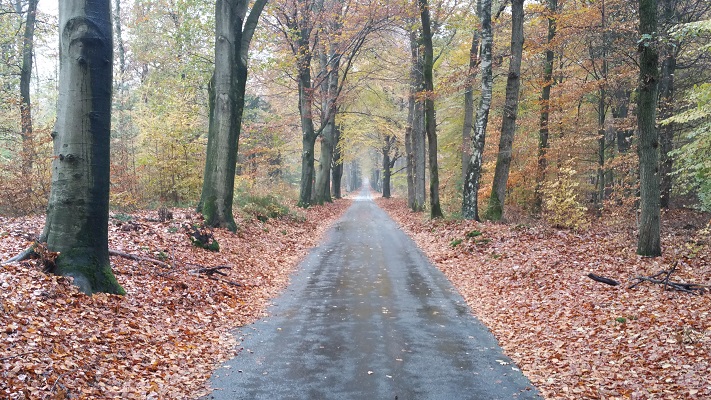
left=205, top=193, right=539, bottom=399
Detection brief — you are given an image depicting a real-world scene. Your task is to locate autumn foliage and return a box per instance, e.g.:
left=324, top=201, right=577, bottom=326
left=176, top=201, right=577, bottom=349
left=0, top=200, right=350, bottom=398
left=377, top=197, right=711, bottom=399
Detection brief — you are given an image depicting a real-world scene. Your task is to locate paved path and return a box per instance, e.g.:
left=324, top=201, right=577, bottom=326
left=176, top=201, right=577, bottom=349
left=205, top=193, right=539, bottom=399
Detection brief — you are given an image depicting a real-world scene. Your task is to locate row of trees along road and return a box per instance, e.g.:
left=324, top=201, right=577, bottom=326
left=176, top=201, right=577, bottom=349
left=0, top=0, right=710, bottom=293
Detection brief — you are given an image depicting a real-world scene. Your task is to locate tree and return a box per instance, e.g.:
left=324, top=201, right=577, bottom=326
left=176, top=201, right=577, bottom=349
left=462, top=0, right=492, bottom=221
left=197, top=0, right=268, bottom=231
left=636, top=0, right=661, bottom=256
left=406, top=27, right=427, bottom=212
left=419, top=0, right=443, bottom=218
left=533, top=0, right=557, bottom=214
left=41, top=0, right=124, bottom=294
left=19, top=0, right=38, bottom=178
left=485, top=0, right=524, bottom=221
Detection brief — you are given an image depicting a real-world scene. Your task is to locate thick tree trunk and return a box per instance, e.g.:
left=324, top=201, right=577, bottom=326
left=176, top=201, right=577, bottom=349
left=41, top=0, right=123, bottom=295
left=462, top=0, right=493, bottom=221
left=637, top=0, right=661, bottom=257
left=419, top=0, right=443, bottom=218
left=485, top=0, right=524, bottom=221
left=314, top=47, right=339, bottom=204
left=19, top=0, right=38, bottom=177
left=409, top=29, right=426, bottom=212
left=297, top=61, right=317, bottom=207
left=533, top=0, right=557, bottom=214
left=198, top=0, right=267, bottom=231
left=594, top=1, right=608, bottom=212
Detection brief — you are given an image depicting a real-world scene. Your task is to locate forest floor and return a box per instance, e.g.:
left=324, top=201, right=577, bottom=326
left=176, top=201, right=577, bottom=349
left=0, top=199, right=351, bottom=399
left=377, top=197, right=711, bottom=399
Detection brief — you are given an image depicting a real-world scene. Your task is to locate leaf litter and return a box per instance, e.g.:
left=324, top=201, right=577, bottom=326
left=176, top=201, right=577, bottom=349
left=0, top=199, right=350, bottom=399
left=377, top=197, right=711, bottom=400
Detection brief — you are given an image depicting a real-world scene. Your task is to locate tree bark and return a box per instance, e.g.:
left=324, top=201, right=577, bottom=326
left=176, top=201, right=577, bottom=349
left=331, top=124, right=343, bottom=198
left=461, top=29, right=479, bottom=185
left=462, top=0, right=493, bottom=221
left=198, top=0, right=267, bottom=231
left=409, top=29, right=427, bottom=212
left=636, top=0, right=662, bottom=257
left=658, top=0, right=677, bottom=209
left=485, top=0, right=524, bottom=221
left=419, top=0, right=443, bottom=218
left=405, top=86, right=416, bottom=208
left=533, top=0, right=557, bottom=214
left=314, top=45, right=340, bottom=204
left=19, top=0, right=38, bottom=177
left=41, top=0, right=124, bottom=295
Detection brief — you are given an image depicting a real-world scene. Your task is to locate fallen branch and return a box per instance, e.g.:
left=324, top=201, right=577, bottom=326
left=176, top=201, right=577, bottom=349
left=587, top=273, right=620, bottom=286
left=108, top=250, right=171, bottom=269
left=0, top=351, right=38, bottom=361
left=629, top=263, right=708, bottom=294
left=192, top=265, right=231, bottom=277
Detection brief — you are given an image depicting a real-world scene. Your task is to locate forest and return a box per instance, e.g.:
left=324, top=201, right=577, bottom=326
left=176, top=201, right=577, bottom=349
left=1, top=0, right=711, bottom=397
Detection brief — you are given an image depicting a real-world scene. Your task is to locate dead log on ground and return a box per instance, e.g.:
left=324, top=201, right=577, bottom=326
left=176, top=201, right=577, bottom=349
left=587, top=273, right=620, bottom=286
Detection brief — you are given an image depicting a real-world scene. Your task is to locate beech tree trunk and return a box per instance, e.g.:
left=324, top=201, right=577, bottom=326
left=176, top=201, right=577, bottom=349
left=405, top=87, right=416, bottom=209
left=462, top=0, right=493, bottom=221
left=409, top=29, right=426, bottom=212
left=198, top=0, right=267, bottom=231
left=533, top=0, right=557, bottom=214
left=19, top=0, right=38, bottom=177
left=331, top=124, right=343, bottom=199
left=485, top=0, right=524, bottom=221
left=637, top=0, right=661, bottom=257
left=419, top=0, right=443, bottom=218
left=314, top=47, right=340, bottom=204
left=41, top=0, right=123, bottom=295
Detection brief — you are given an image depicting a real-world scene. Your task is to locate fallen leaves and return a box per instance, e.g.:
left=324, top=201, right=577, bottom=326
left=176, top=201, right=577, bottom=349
left=377, top=197, right=711, bottom=400
left=0, top=199, right=350, bottom=399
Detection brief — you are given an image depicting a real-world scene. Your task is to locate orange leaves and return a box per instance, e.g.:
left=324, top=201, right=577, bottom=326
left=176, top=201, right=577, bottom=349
left=377, top=197, right=711, bottom=399
left=0, top=199, right=350, bottom=398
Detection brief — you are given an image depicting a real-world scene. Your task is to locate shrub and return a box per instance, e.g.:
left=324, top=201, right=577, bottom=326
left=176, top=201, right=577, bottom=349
left=542, top=166, right=588, bottom=229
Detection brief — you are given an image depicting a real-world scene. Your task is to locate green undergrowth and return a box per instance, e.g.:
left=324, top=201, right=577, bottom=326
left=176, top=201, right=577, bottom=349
left=236, top=193, right=300, bottom=222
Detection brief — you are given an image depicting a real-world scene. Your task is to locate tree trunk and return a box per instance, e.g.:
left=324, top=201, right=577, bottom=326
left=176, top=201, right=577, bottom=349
left=19, top=0, right=38, bottom=177
left=462, top=0, right=493, bottom=221
left=658, top=0, right=677, bottom=209
left=485, top=0, right=524, bottom=221
left=637, top=0, right=661, bottom=257
left=382, top=147, right=391, bottom=198
left=419, top=0, right=443, bottom=219
left=612, top=88, right=633, bottom=153
left=41, top=0, right=123, bottom=295
left=297, top=63, right=317, bottom=207
left=405, top=90, right=416, bottom=208
left=409, top=29, right=426, bottom=212
left=533, top=0, right=557, bottom=214
left=331, top=124, right=343, bottom=199
left=462, top=29, right=479, bottom=185
left=314, top=46, right=340, bottom=204
left=198, top=0, right=267, bottom=231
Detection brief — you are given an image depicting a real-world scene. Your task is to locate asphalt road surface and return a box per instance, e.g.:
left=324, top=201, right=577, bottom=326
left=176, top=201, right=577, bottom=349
left=204, top=191, right=539, bottom=399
